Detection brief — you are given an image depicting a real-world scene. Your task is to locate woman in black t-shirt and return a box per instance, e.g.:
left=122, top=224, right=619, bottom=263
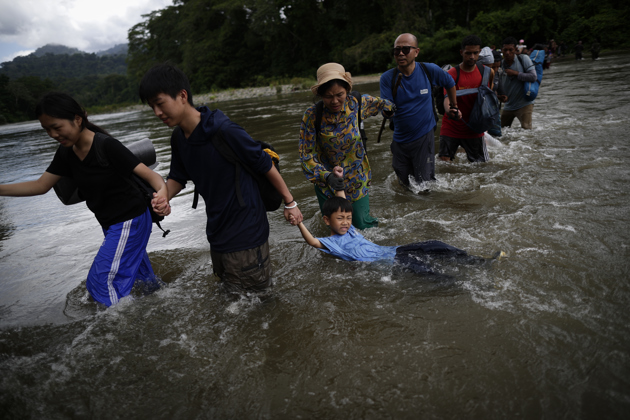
left=0, top=92, right=170, bottom=306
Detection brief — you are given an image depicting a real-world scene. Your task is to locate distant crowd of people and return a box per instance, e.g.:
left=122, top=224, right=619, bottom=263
left=0, top=31, right=603, bottom=306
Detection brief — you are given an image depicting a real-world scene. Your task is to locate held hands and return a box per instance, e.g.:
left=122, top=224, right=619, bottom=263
left=284, top=204, right=302, bottom=225
left=498, top=95, right=508, bottom=103
left=505, top=69, right=519, bottom=77
left=151, top=192, right=171, bottom=217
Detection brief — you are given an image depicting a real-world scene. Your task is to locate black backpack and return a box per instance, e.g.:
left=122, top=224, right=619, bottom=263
left=53, top=133, right=170, bottom=237
left=449, top=64, right=500, bottom=133
left=92, top=133, right=170, bottom=237
left=179, top=125, right=282, bottom=212
left=314, top=90, right=368, bottom=153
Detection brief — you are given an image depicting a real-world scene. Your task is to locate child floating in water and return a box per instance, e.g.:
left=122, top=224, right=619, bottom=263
left=290, top=166, right=502, bottom=274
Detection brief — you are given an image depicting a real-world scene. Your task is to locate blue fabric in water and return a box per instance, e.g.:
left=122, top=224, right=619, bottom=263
left=86, top=207, right=156, bottom=306
left=394, top=240, right=473, bottom=274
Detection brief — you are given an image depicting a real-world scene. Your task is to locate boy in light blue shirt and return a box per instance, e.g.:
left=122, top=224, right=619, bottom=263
left=292, top=167, right=497, bottom=274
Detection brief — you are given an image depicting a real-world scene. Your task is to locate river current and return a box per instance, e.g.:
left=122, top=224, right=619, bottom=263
left=1, top=52, right=629, bottom=418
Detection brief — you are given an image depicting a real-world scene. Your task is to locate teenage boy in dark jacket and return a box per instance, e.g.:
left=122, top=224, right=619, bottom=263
left=140, top=63, right=302, bottom=295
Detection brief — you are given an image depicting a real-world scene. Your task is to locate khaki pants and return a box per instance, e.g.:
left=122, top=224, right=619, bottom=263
left=210, top=241, right=272, bottom=294
left=501, top=104, right=534, bottom=129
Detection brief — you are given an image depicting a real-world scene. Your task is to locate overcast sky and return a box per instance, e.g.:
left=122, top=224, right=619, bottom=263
left=0, top=0, right=173, bottom=63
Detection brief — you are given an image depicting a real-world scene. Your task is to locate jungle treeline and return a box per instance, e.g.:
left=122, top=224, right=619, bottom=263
left=127, top=0, right=626, bottom=92
left=1, top=0, right=627, bottom=124
left=0, top=53, right=134, bottom=124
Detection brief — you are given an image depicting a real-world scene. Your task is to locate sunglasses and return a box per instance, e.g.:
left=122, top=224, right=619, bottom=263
left=392, top=46, right=417, bottom=56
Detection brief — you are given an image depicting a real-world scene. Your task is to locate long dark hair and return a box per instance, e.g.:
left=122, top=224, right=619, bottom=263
left=35, top=92, right=109, bottom=135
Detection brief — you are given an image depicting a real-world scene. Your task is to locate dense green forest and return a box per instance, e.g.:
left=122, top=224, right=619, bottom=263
left=127, top=0, right=627, bottom=93
left=0, top=0, right=627, bottom=124
left=0, top=49, right=133, bottom=124
left=1, top=52, right=127, bottom=80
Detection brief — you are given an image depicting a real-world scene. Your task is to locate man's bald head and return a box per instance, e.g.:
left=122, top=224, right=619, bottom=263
left=395, top=33, right=418, bottom=47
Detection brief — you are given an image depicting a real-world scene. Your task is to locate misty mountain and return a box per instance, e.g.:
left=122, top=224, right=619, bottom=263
left=97, top=44, right=128, bottom=56
left=32, top=44, right=83, bottom=57
left=0, top=43, right=128, bottom=81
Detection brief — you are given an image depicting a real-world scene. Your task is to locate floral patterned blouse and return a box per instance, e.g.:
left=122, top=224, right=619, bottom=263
left=299, top=94, right=394, bottom=202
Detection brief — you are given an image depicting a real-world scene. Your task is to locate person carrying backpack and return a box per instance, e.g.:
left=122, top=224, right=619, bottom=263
left=0, top=92, right=167, bottom=307
left=439, top=35, right=496, bottom=163
left=498, top=36, right=538, bottom=130
left=380, top=33, right=460, bottom=189
left=140, top=63, right=303, bottom=296
left=299, top=63, right=394, bottom=230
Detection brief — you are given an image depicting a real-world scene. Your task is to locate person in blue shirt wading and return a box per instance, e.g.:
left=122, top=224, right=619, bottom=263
left=380, top=33, right=461, bottom=189
left=289, top=167, right=499, bottom=274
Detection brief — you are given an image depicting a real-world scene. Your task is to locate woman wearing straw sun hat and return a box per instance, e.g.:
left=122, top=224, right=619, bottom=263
left=298, top=63, right=395, bottom=230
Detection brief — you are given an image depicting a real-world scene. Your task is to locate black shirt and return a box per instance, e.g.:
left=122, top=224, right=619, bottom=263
left=47, top=134, right=145, bottom=228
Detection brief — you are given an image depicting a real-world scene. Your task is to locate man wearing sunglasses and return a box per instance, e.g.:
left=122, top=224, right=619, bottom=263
left=380, top=33, right=460, bottom=189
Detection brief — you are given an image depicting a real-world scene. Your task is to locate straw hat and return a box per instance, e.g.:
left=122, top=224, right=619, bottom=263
left=310, top=63, right=353, bottom=95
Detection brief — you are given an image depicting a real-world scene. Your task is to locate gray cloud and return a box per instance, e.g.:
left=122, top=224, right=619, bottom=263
left=0, top=0, right=172, bottom=53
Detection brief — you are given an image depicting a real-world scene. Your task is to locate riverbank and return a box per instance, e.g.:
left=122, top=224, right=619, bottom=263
left=116, top=74, right=382, bottom=113
left=194, top=74, right=381, bottom=105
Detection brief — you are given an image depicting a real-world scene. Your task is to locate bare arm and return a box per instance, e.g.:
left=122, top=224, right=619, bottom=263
left=264, top=164, right=303, bottom=224
left=133, top=163, right=168, bottom=199
left=0, top=172, right=60, bottom=197
left=296, top=221, right=324, bottom=249
left=443, top=87, right=463, bottom=120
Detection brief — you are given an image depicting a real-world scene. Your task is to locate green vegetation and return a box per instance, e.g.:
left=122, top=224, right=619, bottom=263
left=0, top=51, right=132, bottom=124
left=127, top=0, right=628, bottom=93
left=0, top=0, right=628, bottom=124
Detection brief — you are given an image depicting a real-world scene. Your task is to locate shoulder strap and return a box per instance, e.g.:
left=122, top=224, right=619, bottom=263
left=480, top=64, right=491, bottom=87
left=378, top=69, right=401, bottom=144
left=455, top=66, right=460, bottom=85
left=92, top=132, right=110, bottom=167
left=418, top=62, right=438, bottom=123
left=192, top=121, right=267, bottom=210
left=186, top=122, right=247, bottom=209
left=419, top=62, right=433, bottom=85
left=350, top=90, right=362, bottom=127
left=390, top=69, right=403, bottom=98
left=314, top=100, right=324, bottom=140
left=350, top=91, right=368, bottom=153
left=516, top=54, right=525, bottom=71
left=210, top=126, right=247, bottom=208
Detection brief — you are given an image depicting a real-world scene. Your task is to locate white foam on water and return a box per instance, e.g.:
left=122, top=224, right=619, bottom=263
left=552, top=223, right=577, bottom=233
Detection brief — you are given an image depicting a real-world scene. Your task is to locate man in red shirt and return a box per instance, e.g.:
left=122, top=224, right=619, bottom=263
left=439, top=35, right=494, bottom=163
